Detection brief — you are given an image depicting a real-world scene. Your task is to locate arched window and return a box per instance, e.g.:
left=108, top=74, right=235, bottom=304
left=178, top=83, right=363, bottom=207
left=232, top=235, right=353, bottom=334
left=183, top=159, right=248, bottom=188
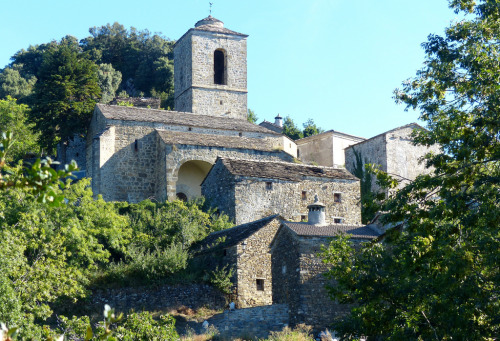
left=214, top=49, right=226, bottom=85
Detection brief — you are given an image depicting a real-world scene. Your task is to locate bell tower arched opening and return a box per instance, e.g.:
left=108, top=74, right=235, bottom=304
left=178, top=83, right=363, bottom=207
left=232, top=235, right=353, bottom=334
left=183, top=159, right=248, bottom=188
left=214, top=49, right=226, bottom=85
left=176, top=160, right=213, bottom=200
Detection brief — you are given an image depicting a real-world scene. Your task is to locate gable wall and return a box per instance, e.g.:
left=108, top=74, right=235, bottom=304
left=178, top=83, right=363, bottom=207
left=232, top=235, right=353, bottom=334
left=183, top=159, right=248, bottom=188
left=232, top=177, right=362, bottom=225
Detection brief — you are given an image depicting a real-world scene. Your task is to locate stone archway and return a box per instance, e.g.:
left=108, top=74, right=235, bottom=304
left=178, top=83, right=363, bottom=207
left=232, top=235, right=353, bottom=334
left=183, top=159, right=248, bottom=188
left=176, top=160, right=213, bottom=200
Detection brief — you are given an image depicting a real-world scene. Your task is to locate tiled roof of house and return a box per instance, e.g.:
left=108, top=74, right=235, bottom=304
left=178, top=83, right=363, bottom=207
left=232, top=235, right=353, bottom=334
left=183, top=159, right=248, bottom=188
left=283, top=221, right=380, bottom=239
left=194, top=215, right=280, bottom=254
left=219, top=158, right=358, bottom=181
left=96, top=104, right=280, bottom=135
left=156, top=130, right=278, bottom=151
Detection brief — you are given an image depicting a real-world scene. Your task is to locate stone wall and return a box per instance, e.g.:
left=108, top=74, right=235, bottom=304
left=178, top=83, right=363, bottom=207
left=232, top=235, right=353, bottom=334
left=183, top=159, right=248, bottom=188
left=165, top=144, right=293, bottom=201
left=345, top=125, right=439, bottom=193
left=233, top=218, right=281, bottom=307
left=57, top=135, right=87, bottom=171
left=232, top=177, right=361, bottom=225
left=174, top=29, right=248, bottom=119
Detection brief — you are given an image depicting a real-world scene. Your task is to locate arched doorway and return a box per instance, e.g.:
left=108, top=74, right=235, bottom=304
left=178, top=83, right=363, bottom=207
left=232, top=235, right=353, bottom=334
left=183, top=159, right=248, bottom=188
left=176, top=160, right=213, bottom=200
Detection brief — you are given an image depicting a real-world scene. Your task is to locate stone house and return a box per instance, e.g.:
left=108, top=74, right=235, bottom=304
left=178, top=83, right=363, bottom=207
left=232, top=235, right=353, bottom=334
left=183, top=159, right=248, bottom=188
left=270, top=199, right=380, bottom=329
left=296, top=130, right=366, bottom=167
left=194, top=214, right=282, bottom=308
left=201, top=157, right=362, bottom=225
left=344, top=123, right=440, bottom=193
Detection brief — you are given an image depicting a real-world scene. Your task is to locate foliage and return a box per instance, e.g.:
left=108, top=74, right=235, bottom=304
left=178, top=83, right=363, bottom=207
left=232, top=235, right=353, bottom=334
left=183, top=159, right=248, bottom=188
left=282, top=116, right=303, bottom=140
left=247, top=108, right=258, bottom=123
left=322, top=1, right=500, bottom=339
left=0, top=67, right=36, bottom=102
left=0, top=96, right=40, bottom=161
left=349, top=149, right=384, bottom=223
left=209, top=264, right=235, bottom=296
left=81, top=22, right=174, bottom=102
left=98, top=63, right=122, bottom=104
left=302, top=118, right=324, bottom=138
left=29, top=37, right=101, bottom=152
left=266, top=324, right=314, bottom=341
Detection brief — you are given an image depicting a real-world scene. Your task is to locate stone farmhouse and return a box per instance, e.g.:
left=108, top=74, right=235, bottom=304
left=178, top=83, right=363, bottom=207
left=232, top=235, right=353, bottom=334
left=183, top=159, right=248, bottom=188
left=56, top=15, right=436, bottom=332
left=202, top=157, right=362, bottom=225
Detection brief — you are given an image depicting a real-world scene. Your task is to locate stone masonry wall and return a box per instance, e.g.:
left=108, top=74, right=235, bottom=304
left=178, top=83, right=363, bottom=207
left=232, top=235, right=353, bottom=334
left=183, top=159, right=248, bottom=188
left=233, top=218, right=281, bottom=308
left=174, top=32, right=193, bottom=107
left=385, top=126, right=440, bottom=189
left=345, top=133, right=387, bottom=193
left=232, top=177, right=362, bottom=225
left=201, top=161, right=236, bottom=219
left=165, top=145, right=293, bottom=201
left=271, top=226, right=300, bottom=308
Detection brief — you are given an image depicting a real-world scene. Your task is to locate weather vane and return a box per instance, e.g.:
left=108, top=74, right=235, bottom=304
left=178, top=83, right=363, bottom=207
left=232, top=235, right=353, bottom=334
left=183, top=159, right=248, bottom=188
left=209, top=2, right=213, bottom=15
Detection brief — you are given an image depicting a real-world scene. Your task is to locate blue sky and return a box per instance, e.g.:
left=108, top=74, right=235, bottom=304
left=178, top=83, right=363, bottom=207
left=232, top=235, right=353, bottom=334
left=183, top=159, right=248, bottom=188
left=0, top=0, right=457, bottom=138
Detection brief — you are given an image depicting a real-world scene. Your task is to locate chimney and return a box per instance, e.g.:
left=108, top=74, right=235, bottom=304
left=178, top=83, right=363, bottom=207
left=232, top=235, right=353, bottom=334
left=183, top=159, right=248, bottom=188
left=275, top=114, right=283, bottom=128
left=307, top=195, right=326, bottom=225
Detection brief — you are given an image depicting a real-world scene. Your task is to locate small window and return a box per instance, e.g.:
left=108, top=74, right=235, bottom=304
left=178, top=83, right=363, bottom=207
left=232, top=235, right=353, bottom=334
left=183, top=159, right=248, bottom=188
left=301, top=215, right=307, bottom=222
left=334, top=218, right=343, bottom=224
left=239, top=132, right=243, bottom=137
left=75, top=152, right=79, bottom=157
left=220, top=100, right=223, bottom=105
left=256, top=279, right=264, bottom=291
left=188, top=127, right=192, bottom=131
left=334, top=193, right=342, bottom=203
left=301, top=191, right=307, bottom=200
left=134, top=139, right=138, bottom=151
left=266, top=182, right=272, bottom=190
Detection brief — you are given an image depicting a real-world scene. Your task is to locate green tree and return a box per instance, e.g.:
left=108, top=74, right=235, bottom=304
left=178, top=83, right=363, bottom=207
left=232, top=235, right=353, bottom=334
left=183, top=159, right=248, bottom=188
left=282, top=116, right=303, bottom=140
left=322, top=1, right=500, bottom=339
left=98, top=63, right=122, bottom=104
left=0, top=97, right=39, bottom=161
left=247, top=108, right=258, bottom=123
left=30, top=38, right=101, bottom=152
left=302, top=118, right=323, bottom=138
left=0, top=67, right=36, bottom=101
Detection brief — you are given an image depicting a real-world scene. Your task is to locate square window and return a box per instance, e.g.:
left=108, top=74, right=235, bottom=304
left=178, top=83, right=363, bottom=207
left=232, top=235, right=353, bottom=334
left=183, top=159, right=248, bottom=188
left=266, top=182, right=272, bottom=190
left=256, top=279, right=264, bottom=291
left=334, top=218, right=343, bottom=224
left=334, top=193, right=342, bottom=203
left=301, top=191, right=307, bottom=200
left=301, top=215, right=307, bottom=222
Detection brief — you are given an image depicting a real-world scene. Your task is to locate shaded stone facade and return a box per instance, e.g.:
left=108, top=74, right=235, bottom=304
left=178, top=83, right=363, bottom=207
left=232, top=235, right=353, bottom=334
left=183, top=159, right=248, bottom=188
left=195, top=215, right=282, bottom=308
left=345, top=123, right=440, bottom=193
left=271, top=222, right=380, bottom=330
left=202, top=158, right=362, bottom=225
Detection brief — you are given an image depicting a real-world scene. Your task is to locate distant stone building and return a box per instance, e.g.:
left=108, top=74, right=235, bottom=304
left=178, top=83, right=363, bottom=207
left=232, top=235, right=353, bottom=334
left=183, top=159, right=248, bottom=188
left=295, top=130, right=365, bottom=167
left=258, top=115, right=283, bottom=134
left=345, top=123, right=440, bottom=193
left=202, top=157, right=362, bottom=225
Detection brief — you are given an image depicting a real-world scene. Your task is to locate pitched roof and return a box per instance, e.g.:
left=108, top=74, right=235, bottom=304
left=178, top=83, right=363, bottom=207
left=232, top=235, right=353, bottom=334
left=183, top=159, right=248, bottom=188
left=218, top=158, right=358, bottom=181
left=295, top=129, right=365, bottom=144
left=346, top=123, right=424, bottom=149
left=283, top=221, right=380, bottom=239
left=156, top=130, right=278, bottom=152
left=259, top=120, right=283, bottom=134
left=96, top=104, right=280, bottom=135
left=194, top=215, right=280, bottom=254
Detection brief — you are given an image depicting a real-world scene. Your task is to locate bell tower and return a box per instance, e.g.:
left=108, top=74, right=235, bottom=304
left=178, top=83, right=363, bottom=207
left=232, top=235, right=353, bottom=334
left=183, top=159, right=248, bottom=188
left=174, top=16, right=248, bottom=120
